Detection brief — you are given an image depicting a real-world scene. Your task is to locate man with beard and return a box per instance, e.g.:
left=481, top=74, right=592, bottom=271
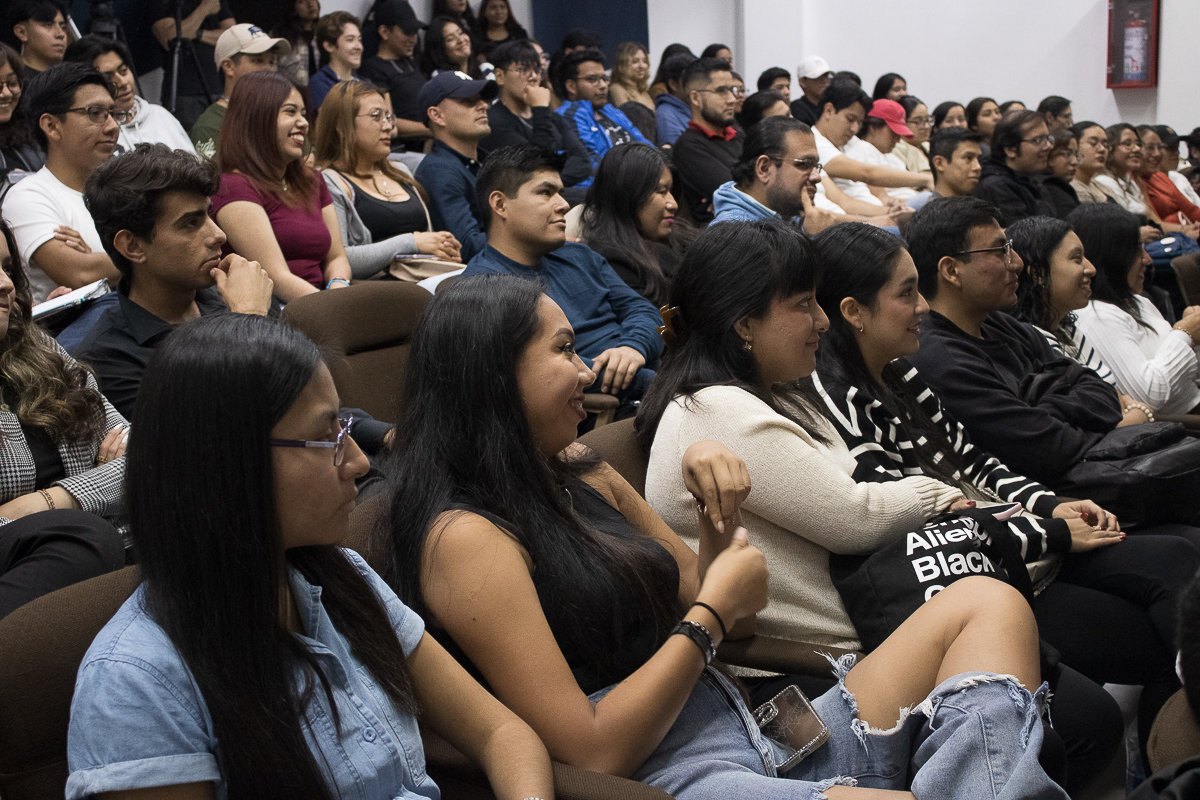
left=672, top=57, right=744, bottom=225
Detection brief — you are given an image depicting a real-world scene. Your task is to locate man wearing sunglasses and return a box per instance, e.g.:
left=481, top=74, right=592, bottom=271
left=672, top=56, right=744, bottom=225
left=906, top=196, right=1124, bottom=489
left=973, top=109, right=1057, bottom=227
left=0, top=63, right=123, bottom=302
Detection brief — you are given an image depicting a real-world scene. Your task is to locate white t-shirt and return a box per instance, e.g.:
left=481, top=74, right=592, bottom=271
left=813, top=128, right=881, bottom=206
left=118, top=97, right=196, bottom=155
left=845, top=138, right=918, bottom=201
left=1, top=167, right=104, bottom=302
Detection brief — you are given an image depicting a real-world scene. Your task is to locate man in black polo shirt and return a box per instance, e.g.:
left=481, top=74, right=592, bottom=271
left=358, top=0, right=430, bottom=154
left=672, top=57, right=744, bottom=225
left=76, top=143, right=273, bottom=418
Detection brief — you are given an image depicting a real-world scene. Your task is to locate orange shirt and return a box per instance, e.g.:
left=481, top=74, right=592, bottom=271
left=1143, top=171, right=1200, bottom=225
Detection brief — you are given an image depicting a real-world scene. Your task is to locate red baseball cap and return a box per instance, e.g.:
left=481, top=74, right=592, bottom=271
left=868, top=99, right=913, bottom=137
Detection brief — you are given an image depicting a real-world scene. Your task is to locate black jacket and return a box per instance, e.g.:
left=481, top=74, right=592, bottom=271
left=672, top=126, right=744, bottom=225
left=1042, top=175, right=1080, bottom=219
left=907, top=310, right=1122, bottom=486
left=972, top=160, right=1059, bottom=226
left=480, top=102, right=594, bottom=187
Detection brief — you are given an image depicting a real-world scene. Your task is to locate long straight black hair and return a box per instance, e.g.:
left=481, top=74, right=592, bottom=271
left=385, top=275, right=682, bottom=672
left=1009, top=215, right=1075, bottom=336
left=812, top=222, right=968, bottom=490
left=582, top=142, right=692, bottom=306
left=128, top=314, right=416, bottom=800
left=1067, top=202, right=1147, bottom=326
left=636, top=218, right=829, bottom=453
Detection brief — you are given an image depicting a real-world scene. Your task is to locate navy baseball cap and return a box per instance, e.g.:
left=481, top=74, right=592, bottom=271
left=417, top=71, right=498, bottom=123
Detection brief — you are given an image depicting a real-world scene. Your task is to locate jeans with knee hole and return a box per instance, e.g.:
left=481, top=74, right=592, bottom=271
left=592, top=660, right=1069, bottom=800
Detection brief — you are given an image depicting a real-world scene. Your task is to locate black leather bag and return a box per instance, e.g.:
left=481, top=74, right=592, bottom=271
left=829, top=508, right=1033, bottom=653
left=1056, top=422, right=1200, bottom=524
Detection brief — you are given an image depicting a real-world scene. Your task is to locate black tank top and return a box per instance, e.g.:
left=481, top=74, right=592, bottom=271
left=352, top=184, right=428, bottom=241
left=436, top=481, right=681, bottom=694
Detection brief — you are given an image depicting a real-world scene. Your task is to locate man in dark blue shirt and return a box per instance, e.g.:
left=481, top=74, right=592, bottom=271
left=413, top=71, right=496, bottom=261
left=463, top=144, right=662, bottom=402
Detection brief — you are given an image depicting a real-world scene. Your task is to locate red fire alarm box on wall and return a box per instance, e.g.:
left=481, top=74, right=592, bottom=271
left=1107, top=0, right=1160, bottom=89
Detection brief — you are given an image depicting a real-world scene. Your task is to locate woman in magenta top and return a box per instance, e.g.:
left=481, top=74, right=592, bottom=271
left=211, top=71, right=353, bottom=302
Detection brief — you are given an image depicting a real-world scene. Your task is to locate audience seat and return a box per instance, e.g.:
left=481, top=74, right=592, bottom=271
left=576, top=418, right=859, bottom=673
left=0, top=565, right=142, bottom=800
left=281, top=282, right=433, bottom=424
left=1171, top=254, right=1200, bottom=307
left=1149, top=689, right=1200, bottom=774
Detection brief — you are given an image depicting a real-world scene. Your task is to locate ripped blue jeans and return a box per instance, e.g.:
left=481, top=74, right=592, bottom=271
left=597, top=655, right=1068, bottom=800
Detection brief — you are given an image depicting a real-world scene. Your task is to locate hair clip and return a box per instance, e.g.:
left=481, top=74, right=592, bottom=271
left=658, top=305, right=682, bottom=349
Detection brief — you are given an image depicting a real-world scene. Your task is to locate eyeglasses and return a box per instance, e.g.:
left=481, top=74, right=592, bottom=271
left=1021, top=134, right=1051, bottom=147
left=908, top=115, right=934, bottom=127
left=772, top=156, right=822, bottom=174
left=954, top=239, right=1014, bottom=264
left=1052, top=150, right=1081, bottom=163
left=697, top=85, right=741, bottom=98
left=0, top=77, right=19, bottom=94
left=357, top=109, right=396, bottom=125
left=270, top=415, right=355, bottom=466
left=504, top=64, right=538, bottom=78
left=62, top=105, right=132, bottom=125
left=576, top=74, right=609, bottom=85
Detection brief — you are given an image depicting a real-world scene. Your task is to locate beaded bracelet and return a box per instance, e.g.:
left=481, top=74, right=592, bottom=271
left=38, top=489, right=54, bottom=510
left=671, top=619, right=716, bottom=665
left=1122, top=401, right=1155, bottom=423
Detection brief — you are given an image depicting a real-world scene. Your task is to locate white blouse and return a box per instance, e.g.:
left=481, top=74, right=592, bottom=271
left=1073, top=295, right=1200, bottom=414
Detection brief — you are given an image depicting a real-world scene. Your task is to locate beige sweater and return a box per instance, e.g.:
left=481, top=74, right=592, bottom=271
left=645, top=385, right=963, bottom=651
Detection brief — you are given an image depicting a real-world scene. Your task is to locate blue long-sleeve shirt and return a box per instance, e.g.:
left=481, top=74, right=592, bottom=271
left=413, top=140, right=488, bottom=261
left=464, top=242, right=664, bottom=366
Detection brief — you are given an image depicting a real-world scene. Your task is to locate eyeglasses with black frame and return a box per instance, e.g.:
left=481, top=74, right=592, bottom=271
left=953, top=239, right=1014, bottom=264
left=270, top=415, right=355, bottom=466
left=62, top=105, right=133, bottom=126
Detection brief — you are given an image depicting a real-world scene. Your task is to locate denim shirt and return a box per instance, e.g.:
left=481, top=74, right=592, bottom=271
left=66, top=550, right=437, bottom=800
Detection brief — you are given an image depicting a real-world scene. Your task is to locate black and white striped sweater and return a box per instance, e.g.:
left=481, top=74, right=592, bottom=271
left=813, top=362, right=1071, bottom=564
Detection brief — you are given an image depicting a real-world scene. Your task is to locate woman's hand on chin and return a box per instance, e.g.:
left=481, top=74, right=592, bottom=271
left=682, top=440, right=750, bottom=533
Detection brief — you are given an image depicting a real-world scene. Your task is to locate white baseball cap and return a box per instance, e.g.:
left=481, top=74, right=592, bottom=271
left=214, top=23, right=291, bottom=67
left=796, top=56, right=834, bottom=80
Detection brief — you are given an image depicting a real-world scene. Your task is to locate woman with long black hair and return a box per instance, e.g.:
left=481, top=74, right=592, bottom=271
left=0, top=219, right=124, bottom=619
left=581, top=143, right=693, bottom=305
left=386, top=255, right=1070, bottom=798
left=66, top=314, right=554, bottom=800
left=808, top=221, right=1200, bottom=782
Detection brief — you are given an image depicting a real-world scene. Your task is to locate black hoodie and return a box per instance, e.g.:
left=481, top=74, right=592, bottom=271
left=973, top=159, right=1059, bottom=226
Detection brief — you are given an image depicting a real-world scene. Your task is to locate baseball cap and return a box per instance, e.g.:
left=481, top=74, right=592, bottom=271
left=375, top=0, right=426, bottom=35
left=417, top=71, right=498, bottom=121
left=796, top=56, right=833, bottom=80
left=868, top=99, right=914, bottom=137
left=214, top=24, right=291, bottom=68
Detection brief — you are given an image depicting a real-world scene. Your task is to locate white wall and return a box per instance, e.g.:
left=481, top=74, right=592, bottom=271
left=647, top=0, right=1199, bottom=133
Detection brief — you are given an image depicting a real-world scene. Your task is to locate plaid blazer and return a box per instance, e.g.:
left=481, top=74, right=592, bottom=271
left=0, top=337, right=127, bottom=525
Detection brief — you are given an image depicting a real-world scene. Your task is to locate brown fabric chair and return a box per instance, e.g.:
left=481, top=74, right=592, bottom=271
left=0, top=565, right=142, bottom=800
left=1149, top=689, right=1200, bottom=774
left=281, top=282, right=433, bottom=424
left=1172, top=254, right=1200, bottom=308
left=578, top=419, right=648, bottom=496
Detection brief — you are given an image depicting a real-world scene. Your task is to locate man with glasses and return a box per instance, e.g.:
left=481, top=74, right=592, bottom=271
left=906, top=196, right=1124, bottom=487
left=672, top=57, right=744, bottom=225
left=481, top=40, right=592, bottom=199
left=712, top=116, right=825, bottom=229
left=359, top=0, right=430, bottom=155
left=555, top=48, right=650, bottom=179
left=1, top=63, right=123, bottom=302
left=973, top=109, right=1057, bottom=226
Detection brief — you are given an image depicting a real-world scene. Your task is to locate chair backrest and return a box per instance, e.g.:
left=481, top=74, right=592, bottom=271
left=1149, top=688, right=1200, bottom=773
left=0, top=565, right=142, bottom=800
left=1172, top=254, right=1200, bottom=307
left=578, top=419, right=647, bottom=497
left=281, top=282, right=433, bottom=424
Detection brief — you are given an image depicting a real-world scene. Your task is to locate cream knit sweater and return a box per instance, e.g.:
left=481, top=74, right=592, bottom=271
left=645, top=385, right=964, bottom=651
